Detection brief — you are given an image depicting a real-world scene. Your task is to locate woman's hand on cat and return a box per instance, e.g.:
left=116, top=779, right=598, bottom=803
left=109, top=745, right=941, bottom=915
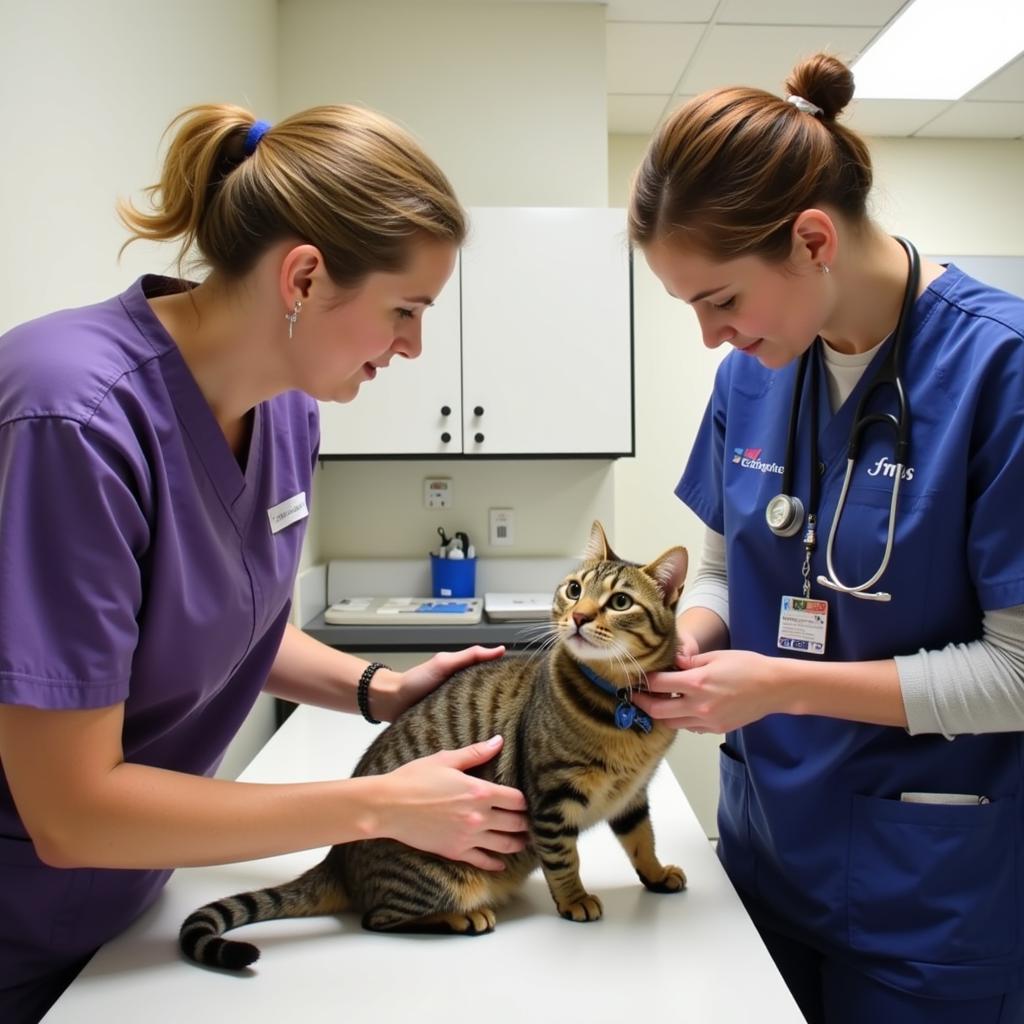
left=378, top=735, right=529, bottom=870
left=634, top=650, right=783, bottom=734
left=375, top=646, right=507, bottom=720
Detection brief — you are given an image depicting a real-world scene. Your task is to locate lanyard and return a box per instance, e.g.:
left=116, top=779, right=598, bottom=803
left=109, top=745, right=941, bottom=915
left=799, top=343, right=821, bottom=599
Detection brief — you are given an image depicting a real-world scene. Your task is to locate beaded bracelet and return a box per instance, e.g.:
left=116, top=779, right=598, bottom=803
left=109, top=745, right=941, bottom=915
left=357, top=661, right=388, bottom=724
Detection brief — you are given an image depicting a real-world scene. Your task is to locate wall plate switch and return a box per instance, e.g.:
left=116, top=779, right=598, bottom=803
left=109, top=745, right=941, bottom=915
left=424, top=477, right=452, bottom=509
left=489, top=508, right=514, bottom=546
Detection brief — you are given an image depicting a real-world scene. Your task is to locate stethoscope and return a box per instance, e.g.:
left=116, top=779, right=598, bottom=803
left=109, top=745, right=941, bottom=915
left=764, top=237, right=919, bottom=603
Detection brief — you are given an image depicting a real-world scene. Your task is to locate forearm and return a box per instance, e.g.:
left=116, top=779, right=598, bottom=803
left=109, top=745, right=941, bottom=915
left=35, top=761, right=390, bottom=870
left=780, top=656, right=907, bottom=728
left=677, top=525, right=730, bottom=652
left=263, top=622, right=384, bottom=714
left=678, top=606, right=730, bottom=654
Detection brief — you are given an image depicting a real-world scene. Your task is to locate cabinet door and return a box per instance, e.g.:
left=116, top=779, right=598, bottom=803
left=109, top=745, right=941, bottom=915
left=317, top=259, right=463, bottom=456
left=460, top=208, right=633, bottom=456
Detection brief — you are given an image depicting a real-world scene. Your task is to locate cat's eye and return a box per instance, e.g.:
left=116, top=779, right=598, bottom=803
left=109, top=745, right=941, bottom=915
left=565, top=580, right=582, bottom=599
left=609, top=592, right=633, bottom=611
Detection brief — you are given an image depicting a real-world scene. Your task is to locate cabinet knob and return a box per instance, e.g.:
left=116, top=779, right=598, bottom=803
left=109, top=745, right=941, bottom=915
left=440, top=405, right=452, bottom=417
left=473, top=405, right=485, bottom=417
left=441, top=432, right=452, bottom=444
left=474, top=432, right=485, bottom=444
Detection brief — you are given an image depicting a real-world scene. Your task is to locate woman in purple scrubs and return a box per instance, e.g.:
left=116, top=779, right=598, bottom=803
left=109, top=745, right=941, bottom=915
left=0, top=104, right=528, bottom=1022
left=628, top=54, right=1024, bottom=1022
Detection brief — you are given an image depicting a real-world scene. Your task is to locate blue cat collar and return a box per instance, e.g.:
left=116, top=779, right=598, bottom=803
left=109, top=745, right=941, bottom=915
left=576, top=662, right=652, bottom=734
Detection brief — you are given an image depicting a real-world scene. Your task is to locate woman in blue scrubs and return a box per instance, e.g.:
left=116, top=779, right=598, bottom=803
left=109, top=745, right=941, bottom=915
left=628, top=53, right=1024, bottom=1022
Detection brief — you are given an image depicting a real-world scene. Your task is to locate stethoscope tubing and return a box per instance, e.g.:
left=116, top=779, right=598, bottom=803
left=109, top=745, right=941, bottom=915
left=767, top=237, right=920, bottom=602
left=816, top=457, right=902, bottom=602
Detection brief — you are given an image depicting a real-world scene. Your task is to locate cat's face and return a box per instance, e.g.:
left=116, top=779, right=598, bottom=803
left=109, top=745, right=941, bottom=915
left=552, top=521, right=687, bottom=672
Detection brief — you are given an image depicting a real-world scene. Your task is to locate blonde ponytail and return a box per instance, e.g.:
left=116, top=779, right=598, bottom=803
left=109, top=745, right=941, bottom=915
left=119, top=103, right=466, bottom=284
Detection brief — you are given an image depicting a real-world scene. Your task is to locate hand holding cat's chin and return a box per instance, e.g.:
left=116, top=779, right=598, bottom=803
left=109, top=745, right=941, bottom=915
left=634, top=650, right=783, bottom=734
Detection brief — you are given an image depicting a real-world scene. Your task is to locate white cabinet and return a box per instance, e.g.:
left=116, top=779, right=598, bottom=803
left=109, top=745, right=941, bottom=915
left=318, top=207, right=634, bottom=458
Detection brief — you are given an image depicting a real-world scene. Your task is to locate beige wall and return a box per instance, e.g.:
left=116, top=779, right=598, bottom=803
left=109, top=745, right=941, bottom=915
left=0, top=0, right=278, bottom=333
left=278, top=0, right=608, bottom=208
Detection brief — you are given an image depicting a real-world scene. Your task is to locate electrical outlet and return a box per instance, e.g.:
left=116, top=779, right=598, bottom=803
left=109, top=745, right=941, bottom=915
left=489, top=508, right=514, bottom=546
left=424, top=477, right=452, bottom=509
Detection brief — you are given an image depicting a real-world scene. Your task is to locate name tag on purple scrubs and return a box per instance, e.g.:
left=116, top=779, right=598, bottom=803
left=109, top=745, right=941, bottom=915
left=267, top=491, right=308, bottom=534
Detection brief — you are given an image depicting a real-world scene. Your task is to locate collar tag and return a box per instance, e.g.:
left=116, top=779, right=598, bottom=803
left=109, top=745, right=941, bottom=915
left=576, top=661, right=652, bottom=733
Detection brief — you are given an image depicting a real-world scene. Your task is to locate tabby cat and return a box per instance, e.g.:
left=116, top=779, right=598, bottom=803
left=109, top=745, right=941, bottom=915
left=180, top=521, right=688, bottom=970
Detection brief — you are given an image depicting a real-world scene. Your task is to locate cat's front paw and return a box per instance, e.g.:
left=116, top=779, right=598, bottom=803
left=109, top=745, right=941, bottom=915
left=639, top=864, right=687, bottom=893
left=558, top=893, right=603, bottom=922
left=448, top=908, right=497, bottom=934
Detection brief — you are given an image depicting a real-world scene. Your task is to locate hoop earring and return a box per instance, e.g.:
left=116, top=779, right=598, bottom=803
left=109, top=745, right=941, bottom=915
left=285, top=300, right=302, bottom=339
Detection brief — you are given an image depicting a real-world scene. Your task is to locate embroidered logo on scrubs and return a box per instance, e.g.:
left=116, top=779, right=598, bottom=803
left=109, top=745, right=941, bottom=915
left=732, top=447, right=783, bottom=474
left=866, top=456, right=916, bottom=482
left=733, top=447, right=762, bottom=462
left=267, top=492, right=309, bottom=534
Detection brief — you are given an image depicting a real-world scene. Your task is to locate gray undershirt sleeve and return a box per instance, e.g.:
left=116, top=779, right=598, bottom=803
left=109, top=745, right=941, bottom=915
left=679, top=528, right=1024, bottom=738
left=896, top=606, right=1024, bottom=737
left=678, top=526, right=729, bottom=629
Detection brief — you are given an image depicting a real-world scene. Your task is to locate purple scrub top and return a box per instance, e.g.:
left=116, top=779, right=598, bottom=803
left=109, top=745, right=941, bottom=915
left=0, top=276, right=319, bottom=991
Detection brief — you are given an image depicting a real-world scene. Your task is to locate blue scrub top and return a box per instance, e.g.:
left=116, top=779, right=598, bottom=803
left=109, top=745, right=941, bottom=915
left=677, top=265, right=1024, bottom=999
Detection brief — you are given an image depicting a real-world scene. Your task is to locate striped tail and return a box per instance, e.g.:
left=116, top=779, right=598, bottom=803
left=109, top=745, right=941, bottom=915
left=179, top=867, right=349, bottom=971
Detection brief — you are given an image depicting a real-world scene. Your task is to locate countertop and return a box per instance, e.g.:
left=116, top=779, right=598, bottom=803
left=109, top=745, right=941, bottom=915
left=43, top=706, right=803, bottom=1023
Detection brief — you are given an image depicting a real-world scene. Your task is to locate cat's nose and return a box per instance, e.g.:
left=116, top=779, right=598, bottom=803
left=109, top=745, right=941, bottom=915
left=572, top=611, right=592, bottom=628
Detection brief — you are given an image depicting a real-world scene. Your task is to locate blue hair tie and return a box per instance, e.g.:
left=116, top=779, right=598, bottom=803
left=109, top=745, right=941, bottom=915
left=243, top=119, right=271, bottom=156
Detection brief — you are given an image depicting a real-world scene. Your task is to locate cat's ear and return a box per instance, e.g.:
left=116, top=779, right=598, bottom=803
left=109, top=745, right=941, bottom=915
left=582, top=520, right=620, bottom=562
left=643, top=546, right=688, bottom=607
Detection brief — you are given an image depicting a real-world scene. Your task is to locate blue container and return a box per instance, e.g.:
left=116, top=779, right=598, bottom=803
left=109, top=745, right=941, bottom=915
left=430, top=554, right=477, bottom=598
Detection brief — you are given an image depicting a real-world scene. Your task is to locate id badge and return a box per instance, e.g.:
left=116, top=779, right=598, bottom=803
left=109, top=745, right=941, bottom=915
left=777, top=596, right=828, bottom=655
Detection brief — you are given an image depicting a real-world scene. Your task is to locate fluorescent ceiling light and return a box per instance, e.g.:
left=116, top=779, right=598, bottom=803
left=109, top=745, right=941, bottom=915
left=852, top=0, right=1024, bottom=100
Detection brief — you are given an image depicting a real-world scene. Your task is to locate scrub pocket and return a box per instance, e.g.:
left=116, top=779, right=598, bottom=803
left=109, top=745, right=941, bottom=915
left=848, top=794, right=1016, bottom=963
left=717, top=744, right=757, bottom=895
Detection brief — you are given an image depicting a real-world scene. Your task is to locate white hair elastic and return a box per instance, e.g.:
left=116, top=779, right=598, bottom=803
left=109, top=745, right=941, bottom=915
left=787, top=94, right=824, bottom=117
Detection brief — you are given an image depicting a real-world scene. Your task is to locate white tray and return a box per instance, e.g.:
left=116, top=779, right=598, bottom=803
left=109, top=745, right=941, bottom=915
left=324, top=596, right=483, bottom=625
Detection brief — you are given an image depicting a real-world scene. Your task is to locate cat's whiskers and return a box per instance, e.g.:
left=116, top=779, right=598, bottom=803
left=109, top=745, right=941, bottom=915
left=619, top=646, right=650, bottom=693
left=520, top=627, right=562, bottom=671
left=513, top=621, right=559, bottom=646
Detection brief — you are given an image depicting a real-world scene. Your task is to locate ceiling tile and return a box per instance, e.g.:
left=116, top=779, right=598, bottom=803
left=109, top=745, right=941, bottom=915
left=606, top=0, right=717, bottom=21
left=718, top=0, right=904, bottom=27
left=914, top=101, right=1024, bottom=138
left=607, top=21, right=705, bottom=94
left=608, top=93, right=672, bottom=133
left=967, top=54, right=1024, bottom=103
left=676, top=24, right=877, bottom=95
left=844, top=98, right=952, bottom=137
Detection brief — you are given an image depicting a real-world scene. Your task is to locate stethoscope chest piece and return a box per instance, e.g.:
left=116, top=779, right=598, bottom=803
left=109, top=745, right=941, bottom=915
left=766, top=493, right=805, bottom=537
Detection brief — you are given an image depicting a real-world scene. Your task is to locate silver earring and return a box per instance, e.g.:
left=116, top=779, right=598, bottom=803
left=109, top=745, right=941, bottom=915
left=819, top=263, right=831, bottom=275
left=285, top=300, right=302, bottom=339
